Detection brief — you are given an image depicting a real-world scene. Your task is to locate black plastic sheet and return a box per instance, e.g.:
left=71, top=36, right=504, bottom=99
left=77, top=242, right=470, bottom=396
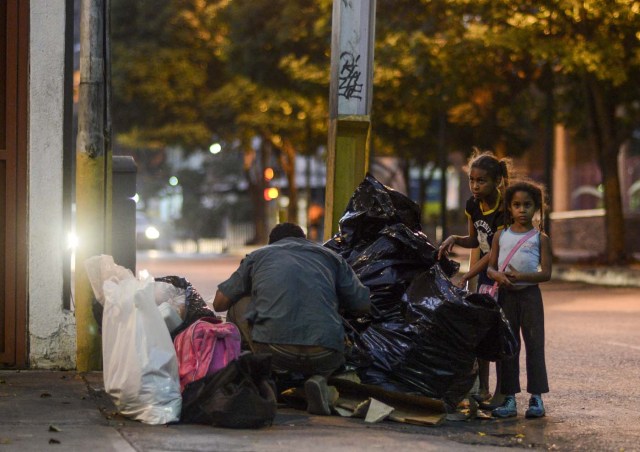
left=326, top=174, right=517, bottom=406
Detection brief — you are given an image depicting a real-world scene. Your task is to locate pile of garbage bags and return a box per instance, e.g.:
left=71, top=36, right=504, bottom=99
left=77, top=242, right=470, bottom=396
left=325, top=174, right=517, bottom=406
left=85, top=255, right=275, bottom=427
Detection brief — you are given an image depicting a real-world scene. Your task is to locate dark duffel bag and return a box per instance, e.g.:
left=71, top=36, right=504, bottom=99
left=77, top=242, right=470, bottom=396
left=181, top=352, right=277, bottom=428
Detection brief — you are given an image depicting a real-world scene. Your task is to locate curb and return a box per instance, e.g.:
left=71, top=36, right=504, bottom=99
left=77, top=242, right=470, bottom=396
left=552, top=265, right=640, bottom=288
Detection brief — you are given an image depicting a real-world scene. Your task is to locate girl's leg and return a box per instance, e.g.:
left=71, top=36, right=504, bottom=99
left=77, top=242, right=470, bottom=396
left=490, top=360, right=504, bottom=405
left=521, top=286, right=549, bottom=394
left=477, top=359, right=490, bottom=396
left=498, top=290, right=522, bottom=395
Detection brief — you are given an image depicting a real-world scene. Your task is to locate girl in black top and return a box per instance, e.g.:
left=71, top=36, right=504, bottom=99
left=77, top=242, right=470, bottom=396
left=437, top=148, right=512, bottom=405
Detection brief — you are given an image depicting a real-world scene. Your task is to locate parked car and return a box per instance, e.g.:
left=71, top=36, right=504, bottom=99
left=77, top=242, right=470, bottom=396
left=136, top=212, right=161, bottom=249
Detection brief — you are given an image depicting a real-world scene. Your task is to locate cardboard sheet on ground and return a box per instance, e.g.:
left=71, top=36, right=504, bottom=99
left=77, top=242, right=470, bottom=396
left=329, top=378, right=446, bottom=426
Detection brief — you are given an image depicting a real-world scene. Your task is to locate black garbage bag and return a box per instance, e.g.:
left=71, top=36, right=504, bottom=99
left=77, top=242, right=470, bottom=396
left=350, top=266, right=517, bottom=405
left=325, top=174, right=459, bottom=278
left=154, top=275, right=217, bottom=339
left=181, top=353, right=277, bottom=429
left=327, top=174, right=516, bottom=406
left=331, top=173, right=422, bottom=249
left=470, top=293, right=519, bottom=361
left=343, top=223, right=459, bottom=323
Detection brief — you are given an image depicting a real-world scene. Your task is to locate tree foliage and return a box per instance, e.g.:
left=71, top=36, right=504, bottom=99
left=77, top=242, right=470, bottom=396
left=111, top=0, right=640, bottom=260
left=449, top=0, right=640, bottom=261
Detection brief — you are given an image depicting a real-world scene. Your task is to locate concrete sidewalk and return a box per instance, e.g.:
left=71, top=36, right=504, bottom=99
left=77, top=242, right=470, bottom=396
left=0, top=370, right=499, bottom=451
left=0, top=371, right=131, bottom=451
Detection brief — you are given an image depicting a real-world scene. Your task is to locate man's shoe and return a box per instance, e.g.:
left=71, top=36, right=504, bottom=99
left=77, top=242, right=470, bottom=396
left=492, top=395, right=517, bottom=418
left=525, top=395, right=545, bottom=418
left=305, top=375, right=331, bottom=415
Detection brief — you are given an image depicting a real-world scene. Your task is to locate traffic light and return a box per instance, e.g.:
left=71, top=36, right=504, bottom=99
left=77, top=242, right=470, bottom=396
left=263, top=167, right=279, bottom=200
left=264, top=187, right=279, bottom=201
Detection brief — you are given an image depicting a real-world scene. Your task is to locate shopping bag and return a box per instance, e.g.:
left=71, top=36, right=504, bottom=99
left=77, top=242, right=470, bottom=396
left=102, top=274, right=182, bottom=424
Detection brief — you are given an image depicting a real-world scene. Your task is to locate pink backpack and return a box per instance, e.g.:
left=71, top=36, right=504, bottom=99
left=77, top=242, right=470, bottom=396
left=174, top=317, right=242, bottom=392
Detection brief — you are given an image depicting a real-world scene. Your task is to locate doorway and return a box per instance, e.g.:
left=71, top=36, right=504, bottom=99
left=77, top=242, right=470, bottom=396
left=1, top=0, right=28, bottom=368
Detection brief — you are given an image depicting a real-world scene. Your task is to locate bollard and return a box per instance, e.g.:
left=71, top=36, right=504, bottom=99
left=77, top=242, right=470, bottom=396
left=112, top=156, right=137, bottom=272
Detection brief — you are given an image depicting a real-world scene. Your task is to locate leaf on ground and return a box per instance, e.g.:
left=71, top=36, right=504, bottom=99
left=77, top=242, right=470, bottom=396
left=48, top=425, right=62, bottom=432
left=40, top=392, right=52, bottom=398
left=514, top=433, right=525, bottom=438
left=48, top=438, right=61, bottom=444
left=477, top=432, right=486, bottom=436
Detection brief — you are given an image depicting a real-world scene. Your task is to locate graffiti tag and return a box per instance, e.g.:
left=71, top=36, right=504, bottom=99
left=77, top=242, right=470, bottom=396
left=338, top=52, right=363, bottom=100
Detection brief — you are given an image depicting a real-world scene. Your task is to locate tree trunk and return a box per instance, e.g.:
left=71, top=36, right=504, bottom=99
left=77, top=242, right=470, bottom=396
left=279, top=138, right=298, bottom=223
left=585, top=76, right=627, bottom=263
left=243, top=145, right=268, bottom=245
left=416, top=157, right=427, bottom=224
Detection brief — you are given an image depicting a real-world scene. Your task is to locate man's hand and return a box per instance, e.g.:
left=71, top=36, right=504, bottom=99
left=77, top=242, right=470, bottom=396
left=212, top=290, right=232, bottom=312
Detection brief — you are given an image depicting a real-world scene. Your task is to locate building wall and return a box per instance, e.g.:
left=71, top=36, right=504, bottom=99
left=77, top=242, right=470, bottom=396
left=28, top=2, right=76, bottom=368
left=550, top=210, right=640, bottom=259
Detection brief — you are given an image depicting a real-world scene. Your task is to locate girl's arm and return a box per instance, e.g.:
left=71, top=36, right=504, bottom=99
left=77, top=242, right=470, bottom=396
left=460, top=252, right=490, bottom=286
left=486, top=230, right=514, bottom=288
left=505, top=232, right=553, bottom=283
left=438, top=216, right=479, bottom=259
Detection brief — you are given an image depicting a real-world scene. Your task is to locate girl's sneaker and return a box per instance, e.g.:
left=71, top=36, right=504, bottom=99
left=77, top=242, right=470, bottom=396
left=525, top=395, right=545, bottom=418
left=491, top=395, right=517, bottom=418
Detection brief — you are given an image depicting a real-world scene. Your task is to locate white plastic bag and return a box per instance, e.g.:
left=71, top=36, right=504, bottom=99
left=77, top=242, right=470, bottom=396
left=154, top=281, right=187, bottom=319
left=85, top=254, right=134, bottom=305
left=102, top=274, right=182, bottom=424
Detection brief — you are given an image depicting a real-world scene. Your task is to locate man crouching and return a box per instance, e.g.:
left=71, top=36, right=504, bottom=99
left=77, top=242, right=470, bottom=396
left=213, top=222, right=371, bottom=415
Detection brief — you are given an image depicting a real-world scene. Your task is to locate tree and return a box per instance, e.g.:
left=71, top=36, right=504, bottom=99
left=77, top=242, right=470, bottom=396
left=111, top=0, right=333, bottom=243
left=220, top=0, right=332, bottom=223
left=371, top=0, right=544, bottom=226
left=111, top=0, right=227, bottom=149
left=454, top=0, right=640, bottom=263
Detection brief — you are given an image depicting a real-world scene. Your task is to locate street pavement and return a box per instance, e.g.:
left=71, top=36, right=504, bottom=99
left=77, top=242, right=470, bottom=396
left=0, top=251, right=638, bottom=451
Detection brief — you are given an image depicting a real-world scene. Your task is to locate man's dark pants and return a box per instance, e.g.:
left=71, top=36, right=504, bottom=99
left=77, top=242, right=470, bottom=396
left=226, top=296, right=344, bottom=379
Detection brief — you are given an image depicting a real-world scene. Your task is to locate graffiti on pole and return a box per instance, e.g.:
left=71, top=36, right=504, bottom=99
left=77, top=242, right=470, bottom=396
left=338, top=51, right=363, bottom=101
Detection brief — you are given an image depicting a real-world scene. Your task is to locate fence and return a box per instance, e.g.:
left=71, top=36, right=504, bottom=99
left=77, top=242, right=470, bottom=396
left=170, top=222, right=256, bottom=255
left=550, top=209, right=640, bottom=260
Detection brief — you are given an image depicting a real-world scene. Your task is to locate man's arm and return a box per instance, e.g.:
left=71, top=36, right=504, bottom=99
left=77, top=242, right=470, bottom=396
left=336, top=259, right=370, bottom=315
left=213, top=256, right=253, bottom=312
left=212, top=289, right=233, bottom=312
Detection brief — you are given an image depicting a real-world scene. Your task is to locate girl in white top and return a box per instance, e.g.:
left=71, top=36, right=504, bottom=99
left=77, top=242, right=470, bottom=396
left=487, top=179, right=553, bottom=419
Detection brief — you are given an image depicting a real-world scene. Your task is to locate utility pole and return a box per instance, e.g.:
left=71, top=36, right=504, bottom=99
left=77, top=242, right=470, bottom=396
left=75, top=0, right=111, bottom=371
left=324, top=0, right=376, bottom=238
